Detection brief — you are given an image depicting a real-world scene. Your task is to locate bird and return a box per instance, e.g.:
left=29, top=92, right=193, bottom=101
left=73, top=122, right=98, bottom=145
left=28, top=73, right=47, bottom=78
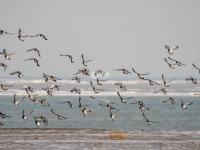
left=164, top=58, right=176, bottom=69
left=78, top=96, right=89, bottom=108
left=0, top=111, right=9, bottom=119
left=131, top=99, right=150, bottom=112
left=164, top=45, right=179, bottom=54
left=109, top=108, right=120, bottom=121
left=50, top=108, right=67, bottom=120
left=81, top=107, right=92, bottom=117
left=49, top=84, right=60, bottom=91
left=74, top=68, right=90, bottom=76
left=24, top=58, right=40, bottom=67
left=192, top=63, right=200, bottom=74
left=0, top=62, right=7, bottom=71
left=0, top=29, right=14, bottom=35
left=167, top=57, right=186, bottom=67
left=60, top=54, right=74, bottom=63
left=26, top=48, right=41, bottom=57
left=132, top=68, right=150, bottom=79
left=161, top=74, right=174, bottom=87
left=59, top=100, right=73, bottom=108
left=181, top=99, right=193, bottom=109
left=117, top=91, right=134, bottom=103
left=30, top=33, right=48, bottom=40
left=141, top=112, right=159, bottom=126
left=70, top=87, right=81, bottom=94
left=0, top=83, right=11, bottom=91
left=34, top=116, right=48, bottom=126
left=81, top=54, right=93, bottom=66
left=17, top=29, right=29, bottom=41
left=114, top=82, right=127, bottom=91
left=162, top=97, right=176, bottom=105
left=96, top=78, right=109, bottom=86
left=43, top=73, right=61, bottom=82
left=186, top=76, right=198, bottom=84
left=71, top=75, right=81, bottom=83
left=113, top=68, right=131, bottom=74
left=22, top=109, right=27, bottom=120
left=0, top=49, right=15, bottom=60
left=38, top=98, right=50, bottom=107
left=24, top=85, right=34, bottom=93
left=13, top=93, right=19, bottom=105
left=90, top=81, right=104, bottom=93
left=154, top=88, right=167, bottom=95
left=22, top=109, right=33, bottom=121
left=9, top=71, right=23, bottom=78
left=143, top=78, right=160, bottom=86
left=42, top=86, right=53, bottom=97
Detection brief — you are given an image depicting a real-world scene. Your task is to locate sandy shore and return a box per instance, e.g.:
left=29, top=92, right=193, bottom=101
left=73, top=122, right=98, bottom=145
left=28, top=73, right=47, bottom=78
left=0, top=129, right=199, bottom=149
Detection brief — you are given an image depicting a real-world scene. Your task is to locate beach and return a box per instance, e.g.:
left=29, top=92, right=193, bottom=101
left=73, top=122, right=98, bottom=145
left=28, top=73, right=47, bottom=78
left=0, top=128, right=199, bottom=149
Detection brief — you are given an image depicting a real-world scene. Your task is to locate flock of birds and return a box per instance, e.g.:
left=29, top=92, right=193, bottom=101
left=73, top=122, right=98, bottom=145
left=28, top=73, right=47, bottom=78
left=0, top=29, right=199, bottom=127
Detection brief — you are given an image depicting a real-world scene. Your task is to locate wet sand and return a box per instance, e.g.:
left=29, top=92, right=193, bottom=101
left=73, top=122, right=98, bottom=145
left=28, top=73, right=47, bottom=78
left=0, top=129, right=200, bottom=149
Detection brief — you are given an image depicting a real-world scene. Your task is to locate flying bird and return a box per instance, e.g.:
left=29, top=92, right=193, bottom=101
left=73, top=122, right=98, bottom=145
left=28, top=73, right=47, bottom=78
left=0, top=49, right=15, bottom=60
left=162, top=97, right=176, bottom=105
left=24, top=58, right=40, bottom=67
left=192, top=63, right=200, bottom=74
left=164, top=45, right=179, bottom=54
left=143, top=78, right=160, bottom=86
left=60, top=54, right=74, bottom=63
left=161, top=74, right=174, bottom=87
left=114, top=82, right=127, bottom=91
left=0, top=29, right=14, bottom=35
left=164, top=58, right=176, bottom=69
left=181, top=99, right=193, bottom=109
left=132, top=68, right=150, bottom=79
left=70, top=87, right=81, bottom=94
left=0, top=111, right=9, bottom=119
left=81, top=107, right=92, bottom=117
left=34, top=116, right=48, bottom=126
left=43, top=73, right=61, bottom=82
left=71, top=75, right=81, bottom=83
left=0, top=83, right=11, bottom=91
left=74, top=67, right=90, bottom=76
left=26, top=48, right=41, bottom=57
left=50, top=108, right=67, bottom=120
left=167, top=57, right=186, bottom=67
left=30, top=33, right=48, bottom=40
left=142, top=112, right=159, bottom=126
left=90, top=81, right=104, bottom=93
left=117, top=91, right=134, bottom=103
left=113, top=68, right=131, bottom=74
left=186, top=76, right=198, bottom=84
left=9, top=71, right=23, bottom=78
left=81, top=54, right=93, bottom=66
left=0, top=62, right=7, bottom=71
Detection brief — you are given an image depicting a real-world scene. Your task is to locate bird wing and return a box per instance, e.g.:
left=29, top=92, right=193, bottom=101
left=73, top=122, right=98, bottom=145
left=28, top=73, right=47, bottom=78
left=192, top=63, right=200, bottom=70
left=172, top=46, right=179, bottom=50
left=164, top=45, right=170, bottom=50
left=9, top=71, right=19, bottom=75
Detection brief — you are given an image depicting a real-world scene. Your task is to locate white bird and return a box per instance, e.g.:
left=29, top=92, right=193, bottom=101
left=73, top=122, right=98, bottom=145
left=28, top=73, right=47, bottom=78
left=181, top=99, right=193, bottom=109
left=0, top=49, right=15, bottom=60
left=164, top=45, right=179, bottom=54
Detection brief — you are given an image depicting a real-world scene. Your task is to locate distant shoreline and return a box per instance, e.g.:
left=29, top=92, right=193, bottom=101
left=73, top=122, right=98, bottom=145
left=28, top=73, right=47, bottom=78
left=0, top=128, right=200, bottom=149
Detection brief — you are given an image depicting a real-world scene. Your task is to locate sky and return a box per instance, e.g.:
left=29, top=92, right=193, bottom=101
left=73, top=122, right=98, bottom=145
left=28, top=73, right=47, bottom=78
left=0, top=0, right=200, bottom=79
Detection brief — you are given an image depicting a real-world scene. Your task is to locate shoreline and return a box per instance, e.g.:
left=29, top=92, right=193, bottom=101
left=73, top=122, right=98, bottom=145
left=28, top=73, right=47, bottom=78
left=0, top=128, right=200, bottom=149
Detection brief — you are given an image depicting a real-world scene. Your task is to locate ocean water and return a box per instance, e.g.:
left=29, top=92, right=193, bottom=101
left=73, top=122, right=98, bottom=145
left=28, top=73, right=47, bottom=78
left=0, top=79, right=199, bottom=131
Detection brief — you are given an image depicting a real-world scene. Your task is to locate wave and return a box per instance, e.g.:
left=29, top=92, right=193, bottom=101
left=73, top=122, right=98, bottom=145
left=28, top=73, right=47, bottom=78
left=0, top=79, right=193, bottom=85
left=0, top=90, right=198, bottom=97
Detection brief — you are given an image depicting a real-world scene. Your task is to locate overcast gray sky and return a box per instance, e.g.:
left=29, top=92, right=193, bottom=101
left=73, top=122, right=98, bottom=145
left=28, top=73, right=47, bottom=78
left=0, top=0, right=200, bottom=79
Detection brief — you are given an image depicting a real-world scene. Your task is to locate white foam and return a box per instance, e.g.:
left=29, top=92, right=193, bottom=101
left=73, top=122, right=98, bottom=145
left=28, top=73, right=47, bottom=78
left=0, top=90, right=197, bottom=97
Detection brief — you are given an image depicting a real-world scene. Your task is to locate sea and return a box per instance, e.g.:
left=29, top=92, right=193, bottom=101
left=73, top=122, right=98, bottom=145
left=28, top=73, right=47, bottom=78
left=0, top=78, right=200, bottom=131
